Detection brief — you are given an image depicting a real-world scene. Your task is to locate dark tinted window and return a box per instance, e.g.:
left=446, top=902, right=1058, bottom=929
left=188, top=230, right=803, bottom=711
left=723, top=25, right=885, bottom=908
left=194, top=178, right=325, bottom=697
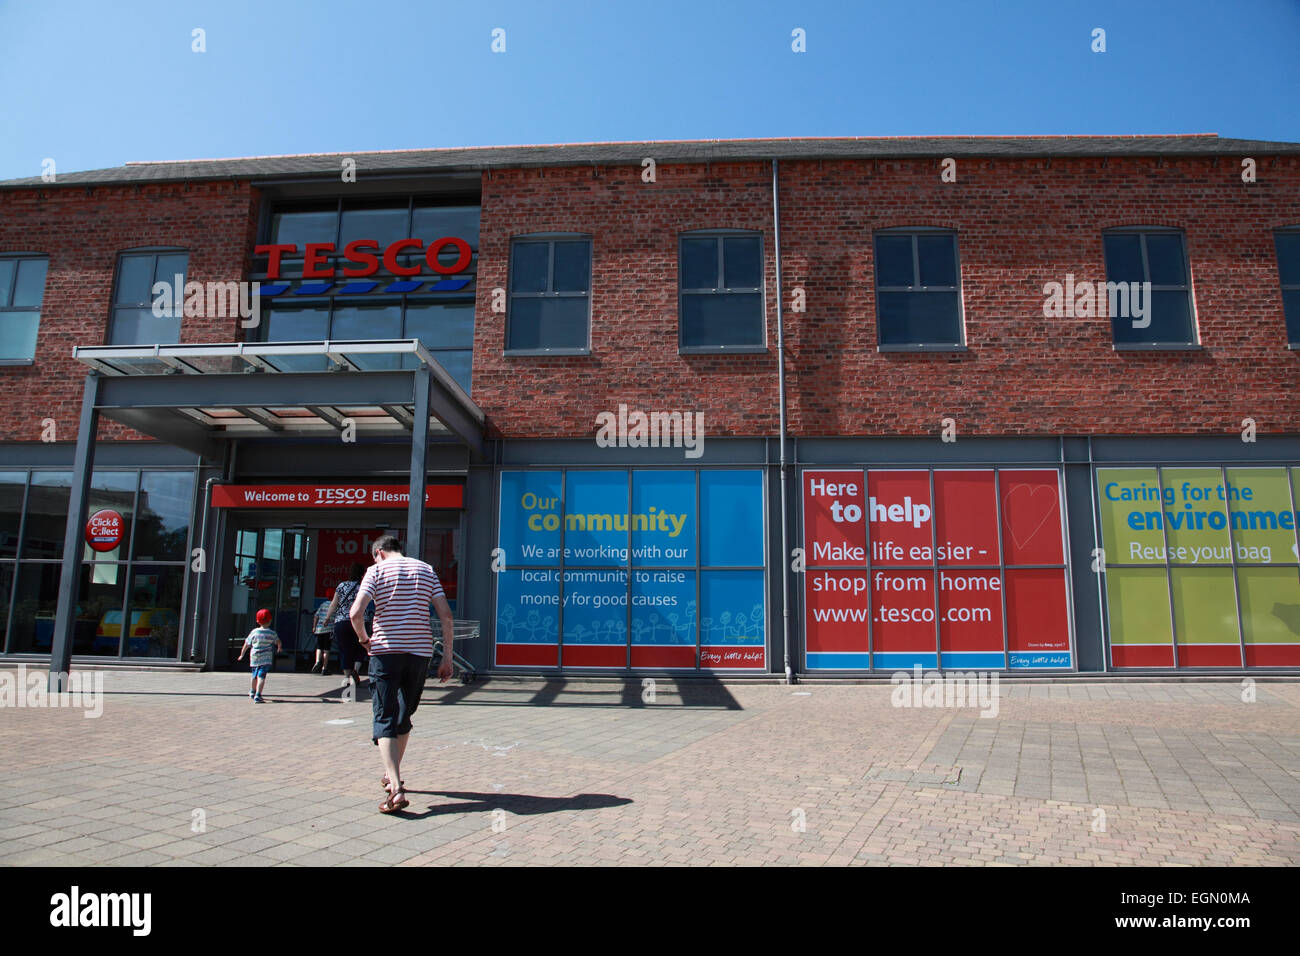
left=507, top=238, right=591, bottom=352
left=110, top=251, right=187, bottom=345
left=0, top=256, right=47, bottom=361
left=1102, top=231, right=1194, bottom=346
left=679, top=233, right=764, bottom=349
left=873, top=231, right=962, bottom=347
left=1276, top=231, right=1300, bottom=345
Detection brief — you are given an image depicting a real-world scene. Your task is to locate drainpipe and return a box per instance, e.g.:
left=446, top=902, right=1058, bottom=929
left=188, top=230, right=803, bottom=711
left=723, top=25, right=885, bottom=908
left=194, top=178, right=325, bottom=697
left=772, top=158, right=793, bottom=685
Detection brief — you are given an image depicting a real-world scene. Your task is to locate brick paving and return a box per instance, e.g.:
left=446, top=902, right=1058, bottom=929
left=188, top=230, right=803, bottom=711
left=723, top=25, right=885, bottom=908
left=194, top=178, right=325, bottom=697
left=0, top=669, right=1297, bottom=866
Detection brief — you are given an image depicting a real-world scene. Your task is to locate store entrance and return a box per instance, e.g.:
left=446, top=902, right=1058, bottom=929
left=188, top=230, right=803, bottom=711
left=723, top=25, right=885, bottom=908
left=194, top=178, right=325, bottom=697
left=224, top=515, right=461, bottom=670
left=229, top=526, right=309, bottom=668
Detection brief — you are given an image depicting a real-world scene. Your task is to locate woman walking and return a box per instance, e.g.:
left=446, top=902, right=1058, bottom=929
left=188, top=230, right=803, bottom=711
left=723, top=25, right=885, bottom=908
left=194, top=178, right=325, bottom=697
left=324, top=562, right=367, bottom=691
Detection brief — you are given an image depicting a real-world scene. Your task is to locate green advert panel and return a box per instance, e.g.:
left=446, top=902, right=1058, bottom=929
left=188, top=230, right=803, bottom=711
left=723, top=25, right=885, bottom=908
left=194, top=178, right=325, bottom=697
left=1106, top=566, right=1174, bottom=667
left=1238, top=567, right=1300, bottom=651
left=1225, top=467, right=1298, bottom=565
left=1170, top=567, right=1242, bottom=666
left=1097, top=467, right=1167, bottom=566
left=1161, top=467, right=1232, bottom=564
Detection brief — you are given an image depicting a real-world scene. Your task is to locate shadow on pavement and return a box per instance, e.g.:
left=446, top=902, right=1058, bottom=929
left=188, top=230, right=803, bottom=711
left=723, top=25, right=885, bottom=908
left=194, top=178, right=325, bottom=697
left=427, top=676, right=744, bottom=710
left=389, top=790, right=633, bottom=820
left=86, top=674, right=746, bottom=710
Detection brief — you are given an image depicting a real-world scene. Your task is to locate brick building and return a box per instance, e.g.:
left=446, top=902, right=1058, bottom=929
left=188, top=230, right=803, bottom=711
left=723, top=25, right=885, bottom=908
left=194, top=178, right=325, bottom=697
left=1, top=135, right=1298, bottom=676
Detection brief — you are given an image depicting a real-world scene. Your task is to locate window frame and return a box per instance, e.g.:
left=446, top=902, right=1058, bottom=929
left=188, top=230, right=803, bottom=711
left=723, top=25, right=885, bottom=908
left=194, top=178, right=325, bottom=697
left=1101, top=226, right=1199, bottom=351
left=872, top=227, right=967, bottom=352
left=108, top=247, right=190, bottom=346
left=0, top=252, right=50, bottom=366
left=1273, top=226, right=1300, bottom=350
left=677, top=229, right=768, bottom=354
left=504, top=232, right=593, bottom=356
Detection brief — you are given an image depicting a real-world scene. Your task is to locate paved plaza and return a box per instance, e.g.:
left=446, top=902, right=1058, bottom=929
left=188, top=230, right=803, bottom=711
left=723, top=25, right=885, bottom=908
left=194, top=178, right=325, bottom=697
left=1, top=669, right=1297, bottom=866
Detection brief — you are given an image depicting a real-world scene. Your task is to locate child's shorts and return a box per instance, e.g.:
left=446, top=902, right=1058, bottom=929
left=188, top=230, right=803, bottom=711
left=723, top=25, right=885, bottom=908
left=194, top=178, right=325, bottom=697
left=250, top=664, right=271, bottom=680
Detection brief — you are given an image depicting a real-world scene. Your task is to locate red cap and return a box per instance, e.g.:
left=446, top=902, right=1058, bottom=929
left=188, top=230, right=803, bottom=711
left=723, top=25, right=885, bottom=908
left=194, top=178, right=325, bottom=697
left=256, top=609, right=272, bottom=626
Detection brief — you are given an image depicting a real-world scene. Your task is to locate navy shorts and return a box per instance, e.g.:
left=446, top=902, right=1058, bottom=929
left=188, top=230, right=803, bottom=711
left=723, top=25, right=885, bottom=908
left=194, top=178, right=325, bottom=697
left=369, top=652, right=431, bottom=743
left=250, top=664, right=271, bottom=680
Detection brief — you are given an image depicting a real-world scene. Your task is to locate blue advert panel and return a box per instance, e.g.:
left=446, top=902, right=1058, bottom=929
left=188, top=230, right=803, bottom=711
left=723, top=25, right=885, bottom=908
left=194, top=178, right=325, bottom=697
left=495, top=468, right=766, bottom=669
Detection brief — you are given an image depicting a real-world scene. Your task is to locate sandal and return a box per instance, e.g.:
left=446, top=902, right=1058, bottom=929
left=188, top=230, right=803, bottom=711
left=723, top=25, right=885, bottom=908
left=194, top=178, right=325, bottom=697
left=381, top=775, right=405, bottom=790
left=378, top=787, right=409, bottom=813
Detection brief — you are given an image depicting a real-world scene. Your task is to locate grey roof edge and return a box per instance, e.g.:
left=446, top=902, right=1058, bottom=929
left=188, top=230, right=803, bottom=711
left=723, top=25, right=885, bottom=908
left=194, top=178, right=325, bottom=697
left=3, top=135, right=1299, bottom=190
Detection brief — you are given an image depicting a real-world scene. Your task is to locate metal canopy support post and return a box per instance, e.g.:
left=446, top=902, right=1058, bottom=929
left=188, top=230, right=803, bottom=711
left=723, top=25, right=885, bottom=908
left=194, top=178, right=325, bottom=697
left=407, top=367, right=431, bottom=561
left=50, top=374, right=100, bottom=691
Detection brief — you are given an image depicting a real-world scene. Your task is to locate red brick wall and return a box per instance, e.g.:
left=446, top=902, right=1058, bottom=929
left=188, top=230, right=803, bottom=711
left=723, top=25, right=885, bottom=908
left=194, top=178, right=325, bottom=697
left=473, top=163, right=780, bottom=439
left=4, top=154, right=1298, bottom=448
left=475, top=155, right=1300, bottom=439
left=780, top=155, right=1300, bottom=437
left=0, top=181, right=259, bottom=441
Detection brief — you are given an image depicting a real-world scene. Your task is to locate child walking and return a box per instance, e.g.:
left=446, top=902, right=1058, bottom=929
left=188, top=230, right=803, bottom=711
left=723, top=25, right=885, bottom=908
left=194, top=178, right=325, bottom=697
left=237, top=608, right=280, bottom=702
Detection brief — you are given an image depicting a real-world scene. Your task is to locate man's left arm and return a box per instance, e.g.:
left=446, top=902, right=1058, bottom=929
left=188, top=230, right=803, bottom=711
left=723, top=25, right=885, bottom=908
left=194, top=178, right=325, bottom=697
left=432, top=592, right=454, bottom=680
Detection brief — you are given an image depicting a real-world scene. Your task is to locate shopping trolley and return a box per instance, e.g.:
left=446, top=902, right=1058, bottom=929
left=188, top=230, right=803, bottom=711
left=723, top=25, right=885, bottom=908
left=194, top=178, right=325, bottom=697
left=431, top=618, right=478, bottom=684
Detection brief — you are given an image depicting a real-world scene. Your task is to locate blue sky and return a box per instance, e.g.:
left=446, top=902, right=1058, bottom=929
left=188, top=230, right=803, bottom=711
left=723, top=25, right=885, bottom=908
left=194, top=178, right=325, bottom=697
left=1, top=0, right=1297, bottom=180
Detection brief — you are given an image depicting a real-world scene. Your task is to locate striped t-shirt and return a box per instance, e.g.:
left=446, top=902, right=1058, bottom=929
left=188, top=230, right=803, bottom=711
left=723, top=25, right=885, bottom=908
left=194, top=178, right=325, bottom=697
left=357, top=556, right=443, bottom=656
left=243, top=627, right=278, bottom=667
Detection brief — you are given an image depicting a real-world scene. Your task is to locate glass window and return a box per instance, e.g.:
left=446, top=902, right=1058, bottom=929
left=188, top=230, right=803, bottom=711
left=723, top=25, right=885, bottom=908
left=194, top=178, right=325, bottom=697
left=405, top=302, right=475, bottom=350
left=76, top=562, right=126, bottom=657
left=412, top=205, right=480, bottom=250
left=110, top=251, right=187, bottom=345
left=1275, top=230, right=1300, bottom=345
left=332, top=303, right=403, bottom=369
left=0, top=563, right=12, bottom=653
left=0, top=255, right=48, bottom=361
left=873, top=231, right=962, bottom=347
left=83, top=472, right=137, bottom=563
left=263, top=306, right=329, bottom=371
left=507, top=237, right=591, bottom=352
left=0, top=471, right=24, bottom=559
left=338, top=206, right=408, bottom=249
left=134, top=472, right=195, bottom=562
left=679, top=233, right=764, bottom=350
left=1102, top=230, right=1195, bottom=346
left=431, top=349, right=472, bottom=393
left=9, top=563, right=60, bottom=654
left=123, top=565, right=184, bottom=658
left=23, top=472, right=71, bottom=560
left=269, top=208, right=337, bottom=247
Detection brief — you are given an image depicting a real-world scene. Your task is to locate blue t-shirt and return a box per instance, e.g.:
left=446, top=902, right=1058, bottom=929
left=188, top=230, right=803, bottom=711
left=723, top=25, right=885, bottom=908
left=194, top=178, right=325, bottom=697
left=243, top=627, right=278, bottom=667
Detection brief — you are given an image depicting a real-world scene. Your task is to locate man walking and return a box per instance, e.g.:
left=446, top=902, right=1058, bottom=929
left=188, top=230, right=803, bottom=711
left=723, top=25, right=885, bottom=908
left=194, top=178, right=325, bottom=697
left=350, top=534, right=454, bottom=813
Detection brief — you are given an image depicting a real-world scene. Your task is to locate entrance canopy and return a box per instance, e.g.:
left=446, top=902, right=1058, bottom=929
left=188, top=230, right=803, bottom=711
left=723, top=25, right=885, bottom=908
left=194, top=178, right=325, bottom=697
left=48, top=340, right=486, bottom=685
left=72, top=340, right=485, bottom=459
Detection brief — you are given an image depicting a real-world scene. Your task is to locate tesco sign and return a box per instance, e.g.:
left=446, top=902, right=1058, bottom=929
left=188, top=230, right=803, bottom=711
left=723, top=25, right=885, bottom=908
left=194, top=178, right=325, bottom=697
left=85, top=509, right=125, bottom=552
left=254, top=238, right=473, bottom=281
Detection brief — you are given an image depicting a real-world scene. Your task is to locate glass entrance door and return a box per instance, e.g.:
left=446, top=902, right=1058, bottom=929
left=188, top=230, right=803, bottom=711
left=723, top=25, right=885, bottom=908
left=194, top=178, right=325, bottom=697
left=229, top=526, right=310, bottom=669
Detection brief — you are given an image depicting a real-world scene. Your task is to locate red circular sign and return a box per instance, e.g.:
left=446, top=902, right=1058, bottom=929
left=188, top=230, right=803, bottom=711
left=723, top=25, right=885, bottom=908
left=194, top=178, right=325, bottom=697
left=85, top=509, right=124, bottom=552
